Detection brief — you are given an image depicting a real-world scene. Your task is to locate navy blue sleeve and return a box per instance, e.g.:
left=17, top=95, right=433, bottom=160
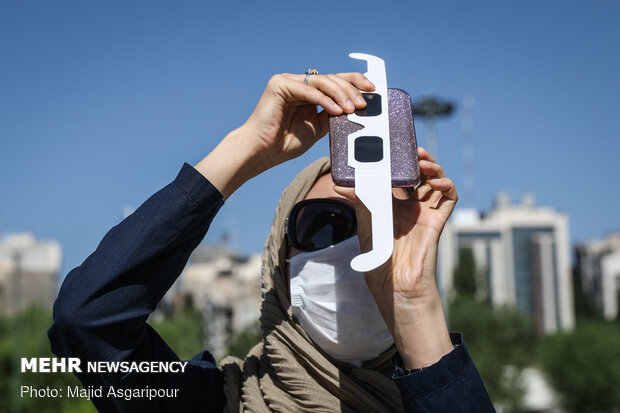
left=48, top=163, right=227, bottom=413
left=393, top=333, right=496, bottom=413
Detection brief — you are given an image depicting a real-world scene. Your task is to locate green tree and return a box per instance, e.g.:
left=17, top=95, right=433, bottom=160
left=572, top=266, right=600, bottom=320
left=0, top=305, right=206, bottom=413
left=449, top=247, right=536, bottom=411
left=449, top=298, right=536, bottom=411
left=148, top=306, right=205, bottom=360
left=226, top=324, right=261, bottom=360
left=453, top=247, right=480, bottom=299
left=538, top=321, right=620, bottom=413
left=0, top=306, right=96, bottom=413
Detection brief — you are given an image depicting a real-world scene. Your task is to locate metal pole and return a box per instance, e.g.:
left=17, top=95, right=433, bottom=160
left=11, top=250, right=22, bottom=413
left=425, top=116, right=438, bottom=161
left=462, top=96, right=475, bottom=208
left=412, top=97, right=454, bottom=162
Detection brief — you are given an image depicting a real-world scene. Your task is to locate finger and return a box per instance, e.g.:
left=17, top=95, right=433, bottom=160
left=303, top=75, right=357, bottom=113
left=332, top=185, right=370, bottom=221
left=315, top=75, right=357, bottom=112
left=272, top=75, right=343, bottom=115
left=284, top=72, right=375, bottom=92
left=419, top=159, right=446, bottom=179
left=392, top=186, right=414, bottom=200
left=334, top=72, right=375, bottom=91
left=284, top=72, right=373, bottom=112
left=416, top=183, right=435, bottom=202
left=295, top=105, right=330, bottom=144
left=332, top=185, right=355, bottom=197
left=327, top=74, right=368, bottom=109
left=429, top=178, right=458, bottom=202
left=333, top=185, right=373, bottom=246
left=417, top=147, right=437, bottom=163
left=315, top=109, right=329, bottom=140
left=332, top=185, right=366, bottom=212
left=283, top=73, right=354, bottom=111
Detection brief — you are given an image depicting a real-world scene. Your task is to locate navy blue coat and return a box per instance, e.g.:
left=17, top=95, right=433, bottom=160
left=48, top=163, right=495, bottom=412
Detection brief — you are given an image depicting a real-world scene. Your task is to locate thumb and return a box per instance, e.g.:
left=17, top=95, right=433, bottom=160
left=332, top=185, right=364, bottom=211
left=333, top=185, right=373, bottom=250
left=332, top=184, right=355, bottom=201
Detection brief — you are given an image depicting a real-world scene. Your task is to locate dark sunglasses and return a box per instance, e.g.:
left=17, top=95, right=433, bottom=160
left=286, top=199, right=357, bottom=252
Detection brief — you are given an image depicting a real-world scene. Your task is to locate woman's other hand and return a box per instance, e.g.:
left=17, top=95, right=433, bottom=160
left=334, top=147, right=457, bottom=369
left=195, top=72, right=374, bottom=199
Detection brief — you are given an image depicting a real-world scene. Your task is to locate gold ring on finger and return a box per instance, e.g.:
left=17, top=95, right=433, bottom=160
left=304, top=69, right=319, bottom=85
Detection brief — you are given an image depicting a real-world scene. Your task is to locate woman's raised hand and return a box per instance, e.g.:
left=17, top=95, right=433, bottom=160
left=335, top=147, right=458, bottom=298
left=334, top=147, right=458, bottom=369
left=243, top=72, right=374, bottom=169
left=195, top=72, right=374, bottom=199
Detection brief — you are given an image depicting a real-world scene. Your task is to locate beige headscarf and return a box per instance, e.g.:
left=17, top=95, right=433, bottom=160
left=219, top=157, right=404, bottom=413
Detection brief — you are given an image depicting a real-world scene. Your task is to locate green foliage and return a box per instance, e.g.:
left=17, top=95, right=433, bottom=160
left=453, top=247, right=480, bottom=299
left=450, top=245, right=537, bottom=410
left=449, top=297, right=536, bottom=411
left=0, top=306, right=96, bottom=413
left=0, top=304, right=259, bottom=413
left=0, top=305, right=205, bottom=413
left=572, top=267, right=601, bottom=320
left=538, top=321, right=620, bottom=413
left=148, top=306, right=205, bottom=360
left=226, top=324, right=261, bottom=360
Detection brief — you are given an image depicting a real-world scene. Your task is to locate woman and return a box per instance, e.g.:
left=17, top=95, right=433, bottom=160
left=49, top=72, right=495, bottom=412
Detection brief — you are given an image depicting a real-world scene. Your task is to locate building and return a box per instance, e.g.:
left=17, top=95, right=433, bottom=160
left=439, top=193, right=574, bottom=334
left=575, top=232, right=620, bottom=320
left=0, top=232, right=62, bottom=315
left=171, top=245, right=263, bottom=358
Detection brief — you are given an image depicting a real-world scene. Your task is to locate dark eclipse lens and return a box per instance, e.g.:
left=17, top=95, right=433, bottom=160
left=354, top=136, right=383, bottom=163
left=289, top=200, right=356, bottom=251
left=354, top=93, right=382, bottom=117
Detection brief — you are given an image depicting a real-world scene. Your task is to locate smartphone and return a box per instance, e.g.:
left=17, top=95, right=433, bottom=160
left=328, top=88, right=420, bottom=188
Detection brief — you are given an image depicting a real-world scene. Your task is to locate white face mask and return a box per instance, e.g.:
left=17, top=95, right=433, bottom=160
left=288, top=236, right=394, bottom=367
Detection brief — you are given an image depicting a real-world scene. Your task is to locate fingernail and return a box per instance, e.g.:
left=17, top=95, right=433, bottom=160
left=355, top=95, right=366, bottom=106
left=331, top=103, right=342, bottom=112
left=346, top=99, right=354, bottom=110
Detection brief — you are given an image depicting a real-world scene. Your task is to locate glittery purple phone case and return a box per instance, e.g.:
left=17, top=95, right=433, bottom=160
left=329, top=88, right=420, bottom=187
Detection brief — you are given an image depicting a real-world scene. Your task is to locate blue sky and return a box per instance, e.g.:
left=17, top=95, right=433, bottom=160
left=1, top=1, right=619, bottom=278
